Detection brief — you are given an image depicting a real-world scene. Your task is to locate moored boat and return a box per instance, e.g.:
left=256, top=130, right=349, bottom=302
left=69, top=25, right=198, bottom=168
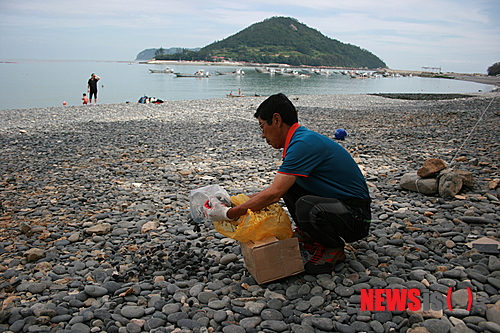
left=149, top=68, right=174, bottom=73
left=216, top=69, right=245, bottom=76
left=175, top=70, right=211, bottom=78
left=278, top=70, right=310, bottom=78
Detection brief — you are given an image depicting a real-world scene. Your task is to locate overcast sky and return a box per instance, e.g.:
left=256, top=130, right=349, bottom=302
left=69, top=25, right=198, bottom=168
left=1, top=0, right=498, bottom=73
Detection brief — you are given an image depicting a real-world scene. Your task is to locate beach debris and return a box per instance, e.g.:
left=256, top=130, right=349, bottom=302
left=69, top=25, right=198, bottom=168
left=466, top=236, right=500, bottom=253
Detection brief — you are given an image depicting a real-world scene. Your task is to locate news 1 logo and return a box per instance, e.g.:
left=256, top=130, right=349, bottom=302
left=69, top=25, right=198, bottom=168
left=360, top=288, right=473, bottom=312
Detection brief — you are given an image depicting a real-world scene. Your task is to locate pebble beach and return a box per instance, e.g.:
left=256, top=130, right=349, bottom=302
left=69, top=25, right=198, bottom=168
left=0, top=92, right=499, bottom=333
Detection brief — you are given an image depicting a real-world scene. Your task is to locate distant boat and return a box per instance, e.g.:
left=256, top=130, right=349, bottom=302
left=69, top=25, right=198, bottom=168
left=216, top=69, right=245, bottom=76
left=277, top=70, right=310, bottom=78
left=175, top=70, right=211, bottom=78
left=313, top=69, right=330, bottom=75
left=149, top=68, right=174, bottom=73
left=255, top=67, right=276, bottom=74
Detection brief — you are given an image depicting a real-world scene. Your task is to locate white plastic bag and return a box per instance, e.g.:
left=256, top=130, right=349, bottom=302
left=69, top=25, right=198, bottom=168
left=189, top=184, right=232, bottom=223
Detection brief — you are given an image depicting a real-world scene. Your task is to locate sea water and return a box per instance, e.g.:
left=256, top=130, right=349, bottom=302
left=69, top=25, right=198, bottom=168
left=0, top=60, right=494, bottom=110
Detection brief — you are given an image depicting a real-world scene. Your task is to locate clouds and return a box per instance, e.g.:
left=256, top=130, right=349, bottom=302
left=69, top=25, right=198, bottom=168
left=0, top=0, right=498, bottom=72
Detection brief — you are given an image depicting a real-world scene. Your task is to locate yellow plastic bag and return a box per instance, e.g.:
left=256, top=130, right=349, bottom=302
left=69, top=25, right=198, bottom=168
left=212, top=194, right=293, bottom=243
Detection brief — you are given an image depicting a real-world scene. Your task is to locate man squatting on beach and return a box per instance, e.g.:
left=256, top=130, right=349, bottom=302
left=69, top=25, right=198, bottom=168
left=203, top=93, right=372, bottom=274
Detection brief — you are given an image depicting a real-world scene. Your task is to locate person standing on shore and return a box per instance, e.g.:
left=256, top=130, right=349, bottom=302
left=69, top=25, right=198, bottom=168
left=203, top=93, right=372, bottom=274
left=87, top=73, right=100, bottom=105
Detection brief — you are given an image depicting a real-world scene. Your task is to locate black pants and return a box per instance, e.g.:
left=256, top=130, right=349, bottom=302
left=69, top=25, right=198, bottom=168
left=283, top=183, right=371, bottom=248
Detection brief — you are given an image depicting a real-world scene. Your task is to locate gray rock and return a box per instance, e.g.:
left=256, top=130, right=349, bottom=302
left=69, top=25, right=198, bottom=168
left=197, top=291, right=218, bottom=304
left=311, top=317, right=334, bottom=331
left=220, top=253, right=238, bottom=264
left=336, top=322, right=356, bottom=333
left=26, top=282, right=46, bottom=294
left=208, top=300, right=226, bottom=310
left=121, top=306, right=145, bottom=319
left=84, top=285, right=108, bottom=297
left=214, top=310, right=227, bottom=322
left=260, top=308, right=283, bottom=321
left=489, top=256, right=500, bottom=271
left=245, top=301, right=266, bottom=314
left=177, top=318, right=203, bottom=329
left=483, top=322, right=500, bottom=333
left=423, top=318, right=452, bottom=333
left=400, top=172, right=438, bottom=194
left=126, top=322, right=141, bottom=333
left=450, top=323, right=475, bottom=333
left=486, top=302, right=500, bottom=325
left=309, top=295, right=325, bottom=307
left=162, top=303, right=181, bottom=315
left=348, top=260, right=366, bottom=272
left=167, top=312, right=188, bottom=323
left=239, top=317, right=261, bottom=328
left=438, top=169, right=463, bottom=198
left=335, top=286, right=355, bottom=297
left=223, top=325, right=246, bottom=333
left=146, top=317, right=166, bottom=329
left=260, top=320, right=288, bottom=332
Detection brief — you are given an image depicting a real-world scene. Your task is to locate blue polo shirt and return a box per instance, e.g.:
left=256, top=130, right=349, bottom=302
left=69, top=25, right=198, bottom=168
left=278, top=124, right=370, bottom=200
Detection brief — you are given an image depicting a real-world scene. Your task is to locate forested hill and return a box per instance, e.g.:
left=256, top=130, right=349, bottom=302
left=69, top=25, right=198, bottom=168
left=136, top=47, right=200, bottom=61
left=153, top=17, right=387, bottom=68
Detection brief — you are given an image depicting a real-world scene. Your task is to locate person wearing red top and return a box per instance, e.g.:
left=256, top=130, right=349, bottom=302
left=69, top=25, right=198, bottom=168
left=82, top=93, right=89, bottom=105
left=203, top=93, right=372, bottom=274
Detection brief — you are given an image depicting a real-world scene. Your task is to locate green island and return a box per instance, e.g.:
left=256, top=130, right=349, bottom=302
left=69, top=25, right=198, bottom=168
left=150, top=17, right=387, bottom=69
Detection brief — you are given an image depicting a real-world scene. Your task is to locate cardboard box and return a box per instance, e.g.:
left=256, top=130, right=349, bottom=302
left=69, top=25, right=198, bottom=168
left=240, top=236, right=305, bottom=284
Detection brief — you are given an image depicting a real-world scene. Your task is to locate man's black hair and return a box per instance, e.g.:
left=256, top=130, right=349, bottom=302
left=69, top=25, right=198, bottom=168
left=254, top=93, right=298, bottom=125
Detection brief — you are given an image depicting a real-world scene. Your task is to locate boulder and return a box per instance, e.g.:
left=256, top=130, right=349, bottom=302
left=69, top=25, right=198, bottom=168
left=400, top=173, right=438, bottom=195
left=454, top=170, right=475, bottom=189
left=438, top=169, right=463, bottom=198
left=417, top=158, right=448, bottom=178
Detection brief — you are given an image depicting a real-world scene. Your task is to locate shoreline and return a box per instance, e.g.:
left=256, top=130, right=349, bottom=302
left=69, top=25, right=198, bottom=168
left=449, top=74, right=500, bottom=87
left=2, top=86, right=498, bottom=113
left=1, top=92, right=498, bottom=132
